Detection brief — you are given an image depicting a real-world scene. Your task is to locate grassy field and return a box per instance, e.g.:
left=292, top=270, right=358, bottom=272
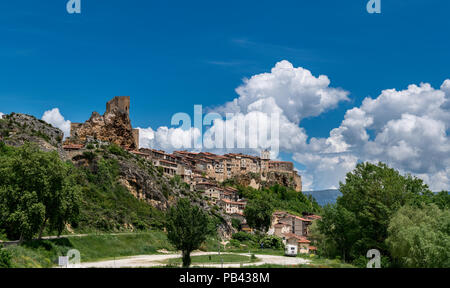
left=5, top=231, right=355, bottom=268
left=163, top=254, right=258, bottom=266
left=6, top=231, right=174, bottom=268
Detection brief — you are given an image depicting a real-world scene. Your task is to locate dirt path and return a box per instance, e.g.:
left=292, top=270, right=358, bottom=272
left=79, top=252, right=310, bottom=268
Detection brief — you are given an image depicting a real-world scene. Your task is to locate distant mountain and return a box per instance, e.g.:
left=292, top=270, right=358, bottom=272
left=303, top=189, right=342, bottom=206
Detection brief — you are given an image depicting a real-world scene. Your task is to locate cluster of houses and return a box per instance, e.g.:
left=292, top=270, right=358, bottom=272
left=195, top=182, right=247, bottom=217
left=268, top=211, right=321, bottom=254
left=128, top=149, right=301, bottom=191
left=61, top=97, right=310, bottom=237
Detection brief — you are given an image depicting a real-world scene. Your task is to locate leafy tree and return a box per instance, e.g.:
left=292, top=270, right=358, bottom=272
left=430, top=191, right=450, bottom=210
left=0, top=143, right=81, bottom=241
left=244, top=199, right=273, bottom=233
left=316, top=204, right=359, bottom=261
left=165, top=198, right=210, bottom=267
left=238, top=184, right=320, bottom=216
left=317, top=162, right=432, bottom=262
left=387, top=204, right=450, bottom=268
left=338, top=162, right=430, bottom=257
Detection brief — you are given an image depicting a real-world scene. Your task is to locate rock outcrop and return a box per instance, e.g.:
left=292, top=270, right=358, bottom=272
left=231, top=171, right=302, bottom=192
left=66, top=96, right=139, bottom=150
left=0, top=113, right=63, bottom=153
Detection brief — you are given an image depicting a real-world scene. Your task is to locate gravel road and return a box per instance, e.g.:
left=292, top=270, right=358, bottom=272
left=79, top=252, right=310, bottom=268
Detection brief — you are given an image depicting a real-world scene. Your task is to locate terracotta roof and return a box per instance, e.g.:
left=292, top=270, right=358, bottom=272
left=220, top=199, right=246, bottom=205
left=305, top=215, right=322, bottom=220
left=159, top=159, right=177, bottom=166
left=131, top=150, right=149, bottom=156
left=63, top=144, right=84, bottom=150
left=285, top=233, right=310, bottom=243
left=196, top=182, right=215, bottom=186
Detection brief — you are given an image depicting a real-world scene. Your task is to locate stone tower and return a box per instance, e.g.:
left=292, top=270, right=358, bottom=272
left=261, top=149, right=271, bottom=160
left=106, top=96, right=130, bottom=115
left=66, top=96, right=139, bottom=150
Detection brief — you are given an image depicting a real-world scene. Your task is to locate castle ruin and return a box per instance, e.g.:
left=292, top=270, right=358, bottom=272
left=66, top=96, right=139, bottom=150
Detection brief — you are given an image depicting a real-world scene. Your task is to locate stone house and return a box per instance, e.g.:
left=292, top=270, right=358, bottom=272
left=285, top=233, right=311, bottom=254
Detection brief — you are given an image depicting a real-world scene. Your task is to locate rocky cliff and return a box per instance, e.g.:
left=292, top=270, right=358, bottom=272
left=67, top=108, right=138, bottom=150
left=0, top=113, right=63, bottom=153
left=230, top=171, right=302, bottom=192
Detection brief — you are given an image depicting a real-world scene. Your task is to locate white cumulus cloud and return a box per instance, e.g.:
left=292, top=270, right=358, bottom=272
left=217, top=60, right=349, bottom=125
left=138, top=126, right=201, bottom=152
left=298, top=80, right=450, bottom=191
left=41, top=108, right=71, bottom=138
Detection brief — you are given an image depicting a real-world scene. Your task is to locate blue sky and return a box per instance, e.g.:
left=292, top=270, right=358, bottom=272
left=1, top=1, right=449, bottom=190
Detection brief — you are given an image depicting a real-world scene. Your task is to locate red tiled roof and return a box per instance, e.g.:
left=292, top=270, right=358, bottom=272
left=305, top=215, right=322, bottom=220
left=284, top=233, right=310, bottom=243
left=63, top=144, right=84, bottom=150
left=220, top=199, right=247, bottom=205
left=196, top=182, right=215, bottom=186
left=131, top=150, right=149, bottom=156
left=269, top=160, right=291, bottom=163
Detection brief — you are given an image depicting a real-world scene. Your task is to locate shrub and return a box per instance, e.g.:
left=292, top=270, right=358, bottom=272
left=107, top=144, right=129, bottom=158
left=232, top=231, right=257, bottom=243
left=0, top=247, right=12, bottom=268
left=82, top=151, right=96, bottom=162
left=231, top=218, right=242, bottom=230
left=261, top=235, right=283, bottom=249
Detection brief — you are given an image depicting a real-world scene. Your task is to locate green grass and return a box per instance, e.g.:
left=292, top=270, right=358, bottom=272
left=304, top=256, right=356, bottom=268
left=6, top=231, right=174, bottom=268
left=164, top=254, right=257, bottom=265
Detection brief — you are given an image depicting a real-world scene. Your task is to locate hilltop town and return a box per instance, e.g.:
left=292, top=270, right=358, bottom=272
left=63, top=97, right=303, bottom=218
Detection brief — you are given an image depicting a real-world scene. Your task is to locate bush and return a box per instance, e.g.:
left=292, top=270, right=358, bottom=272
left=231, top=218, right=242, bottom=230
left=232, top=232, right=257, bottom=243
left=82, top=151, right=96, bottom=162
left=0, top=247, right=12, bottom=268
left=261, top=235, right=283, bottom=249
left=107, top=144, right=129, bottom=158
left=229, top=239, right=241, bottom=248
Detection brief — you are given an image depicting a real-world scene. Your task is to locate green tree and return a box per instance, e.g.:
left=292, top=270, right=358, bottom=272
left=165, top=198, right=210, bottom=267
left=244, top=199, right=273, bottom=233
left=0, top=143, right=81, bottom=241
left=430, top=191, right=450, bottom=209
left=316, top=204, right=359, bottom=261
left=386, top=204, right=450, bottom=268
left=339, top=162, right=430, bottom=257
left=317, top=162, right=432, bottom=262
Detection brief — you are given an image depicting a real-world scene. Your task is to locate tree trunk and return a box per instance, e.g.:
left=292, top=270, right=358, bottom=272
left=182, top=250, right=191, bottom=268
